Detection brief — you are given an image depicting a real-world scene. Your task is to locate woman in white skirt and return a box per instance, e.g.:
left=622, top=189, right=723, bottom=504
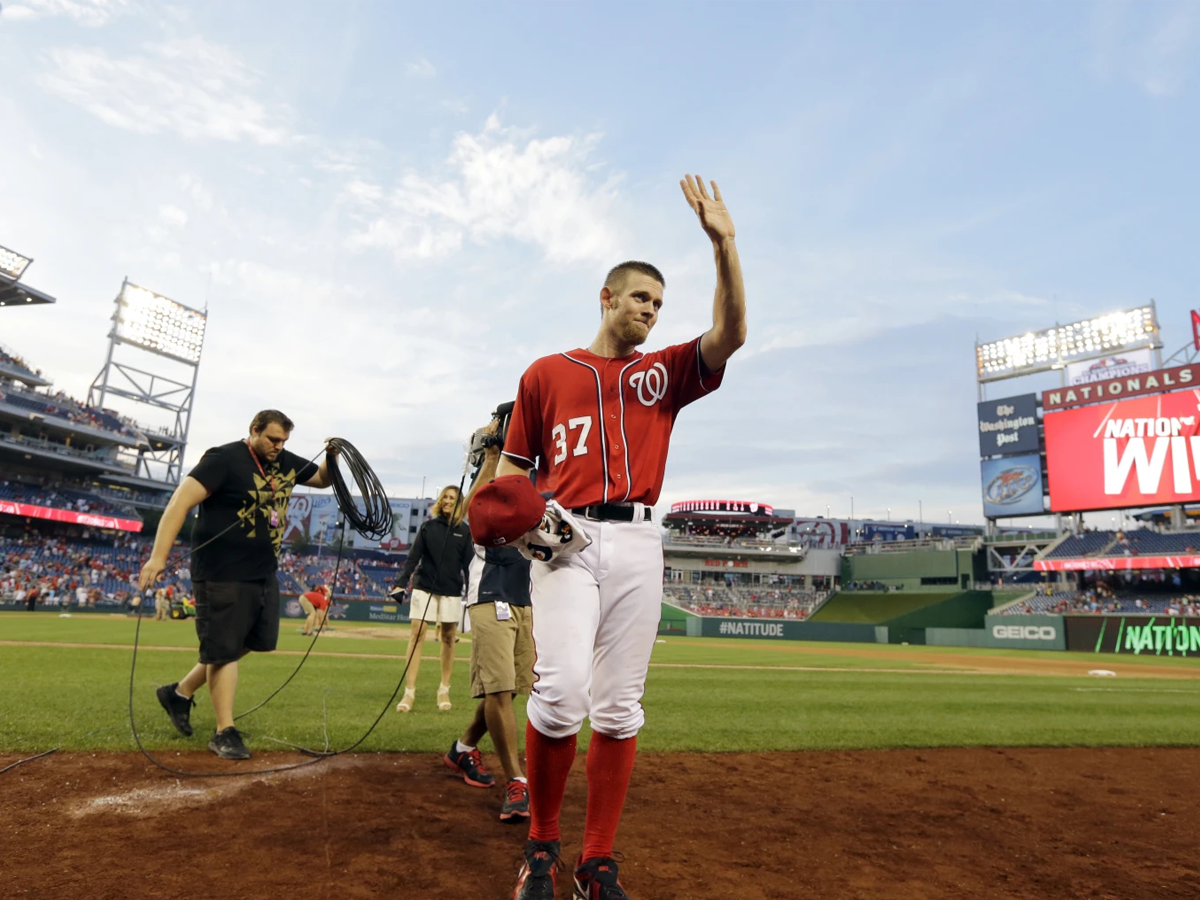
left=395, top=485, right=473, bottom=712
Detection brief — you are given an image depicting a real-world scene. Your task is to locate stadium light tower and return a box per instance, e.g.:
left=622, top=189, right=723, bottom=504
left=975, top=305, right=1161, bottom=397
left=88, top=278, right=208, bottom=487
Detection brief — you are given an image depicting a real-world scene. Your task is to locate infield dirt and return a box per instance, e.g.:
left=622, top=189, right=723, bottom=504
left=2, top=747, right=1197, bottom=899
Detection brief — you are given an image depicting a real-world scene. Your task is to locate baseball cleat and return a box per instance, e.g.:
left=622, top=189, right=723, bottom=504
left=513, top=839, right=560, bottom=900
left=499, top=778, right=530, bottom=823
left=574, top=856, right=632, bottom=900
left=155, top=682, right=196, bottom=737
left=444, top=741, right=495, bottom=788
left=208, top=726, right=252, bottom=760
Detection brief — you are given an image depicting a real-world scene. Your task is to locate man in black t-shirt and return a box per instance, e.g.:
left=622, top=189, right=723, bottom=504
left=138, top=409, right=335, bottom=760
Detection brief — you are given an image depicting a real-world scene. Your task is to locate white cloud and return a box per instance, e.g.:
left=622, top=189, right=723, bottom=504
left=158, top=204, right=187, bottom=228
left=179, top=173, right=213, bottom=211
left=406, top=57, right=436, bottom=79
left=1091, top=0, right=1200, bottom=97
left=2, top=0, right=132, bottom=27
left=38, top=37, right=293, bottom=144
left=346, top=114, right=621, bottom=264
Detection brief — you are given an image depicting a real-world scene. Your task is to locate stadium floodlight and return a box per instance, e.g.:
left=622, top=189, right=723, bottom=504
left=113, top=281, right=207, bottom=365
left=0, top=244, right=32, bottom=282
left=976, top=306, right=1159, bottom=382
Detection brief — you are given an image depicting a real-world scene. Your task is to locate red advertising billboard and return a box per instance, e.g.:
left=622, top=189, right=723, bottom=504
left=1044, top=390, right=1200, bottom=512
left=0, top=499, right=143, bottom=532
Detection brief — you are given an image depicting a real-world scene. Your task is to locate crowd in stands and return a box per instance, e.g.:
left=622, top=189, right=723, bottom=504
left=0, top=531, right=174, bottom=608
left=1002, top=582, right=1200, bottom=617
left=0, top=528, right=413, bottom=607
left=1045, top=529, right=1200, bottom=560
left=663, top=583, right=825, bottom=619
left=0, top=382, right=140, bottom=439
left=0, top=347, right=42, bottom=381
left=0, top=477, right=140, bottom=519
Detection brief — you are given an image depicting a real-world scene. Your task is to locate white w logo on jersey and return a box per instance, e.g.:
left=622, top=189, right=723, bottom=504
left=629, top=362, right=669, bottom=407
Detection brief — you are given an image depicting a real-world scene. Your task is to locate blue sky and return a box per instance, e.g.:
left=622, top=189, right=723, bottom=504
left=1, top=0, right=1198, bottom=525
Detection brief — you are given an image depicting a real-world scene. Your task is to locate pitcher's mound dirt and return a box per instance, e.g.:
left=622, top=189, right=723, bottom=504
left=2, top=747, right=1197, bottom=899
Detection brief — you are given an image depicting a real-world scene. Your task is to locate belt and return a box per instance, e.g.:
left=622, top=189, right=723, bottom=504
left=571, top=504, right=652, bottom=523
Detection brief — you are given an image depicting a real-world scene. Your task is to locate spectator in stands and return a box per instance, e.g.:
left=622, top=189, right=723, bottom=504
left=393, top=485, right=473, bottom=714
left=140, top=409, right=338, bottom=760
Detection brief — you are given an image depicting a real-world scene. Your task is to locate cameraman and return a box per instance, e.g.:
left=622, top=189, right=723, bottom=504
left=442, top=409, right=533, bottom=824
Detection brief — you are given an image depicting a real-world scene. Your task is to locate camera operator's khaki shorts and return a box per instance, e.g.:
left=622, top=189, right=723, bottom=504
left=468, top=602, right=534, bottom=698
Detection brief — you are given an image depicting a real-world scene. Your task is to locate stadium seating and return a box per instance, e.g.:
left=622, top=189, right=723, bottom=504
left=1043, top=532, right=1114, bottom=559
left=0, top=348, right=42, bottom=382
left=999, top=588, right=1200, bottom=616
left=0, top=384, right=138, bottom=438
left=0, top=478, right=140, bottom=519
left=662, top=583, right=826, bottom=619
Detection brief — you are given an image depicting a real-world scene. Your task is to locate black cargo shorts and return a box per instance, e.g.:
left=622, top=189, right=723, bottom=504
left=193, top=579, right=281, bottom=665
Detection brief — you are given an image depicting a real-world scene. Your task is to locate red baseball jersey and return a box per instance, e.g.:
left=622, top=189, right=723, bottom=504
left=302, top=590, right=329, bottom=610
left=503, top=336, right=723, bottom=508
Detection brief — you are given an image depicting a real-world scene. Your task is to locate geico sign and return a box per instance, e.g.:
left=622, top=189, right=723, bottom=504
left=992, top=625, right=1057, bottom=641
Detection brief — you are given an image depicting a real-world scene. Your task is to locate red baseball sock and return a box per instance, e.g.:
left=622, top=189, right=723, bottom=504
left=581, top=731, right=638, bottom=861
left=526, top=721, right=578, bottom=842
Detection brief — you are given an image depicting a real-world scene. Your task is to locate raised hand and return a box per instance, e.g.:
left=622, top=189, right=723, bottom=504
left=680, top=174, right=735, bottom=244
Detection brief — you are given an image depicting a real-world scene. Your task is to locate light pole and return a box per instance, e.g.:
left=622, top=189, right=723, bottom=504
left=825, top=504, right=830, bottom=519
left=887, top=507, right=891, bottom=521
left=851, top=496, right=854, bottom=520
left=948, top=510, right=952, bottom=524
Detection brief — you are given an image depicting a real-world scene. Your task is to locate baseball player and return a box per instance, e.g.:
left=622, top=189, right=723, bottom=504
left=478, top=175, right=745, bottom=900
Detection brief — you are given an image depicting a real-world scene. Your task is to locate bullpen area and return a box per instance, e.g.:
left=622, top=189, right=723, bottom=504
left=2, top=611, right=1199, bottom=900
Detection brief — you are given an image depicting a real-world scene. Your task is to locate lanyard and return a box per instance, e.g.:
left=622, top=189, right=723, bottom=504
left=245, top=440, right=278, bottom=499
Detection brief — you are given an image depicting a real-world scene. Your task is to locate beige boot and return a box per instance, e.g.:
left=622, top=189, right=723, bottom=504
left=437, top=684, right=452, bottom=711
left=396, top=688, right=415, bottom=713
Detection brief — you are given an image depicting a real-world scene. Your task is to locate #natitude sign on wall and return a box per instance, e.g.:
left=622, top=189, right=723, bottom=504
left=1044, top=390, right=1200, bottom=512
left=980, top=454, right=1044, bottom=518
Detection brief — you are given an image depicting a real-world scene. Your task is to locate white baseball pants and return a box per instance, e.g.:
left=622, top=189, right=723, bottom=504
left=526, top=514, right=663, bottom=741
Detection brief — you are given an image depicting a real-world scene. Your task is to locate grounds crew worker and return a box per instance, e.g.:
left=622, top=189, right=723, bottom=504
left=139, top=409, right=336, bottom=760
left=443, top=415, right=534, bottom=823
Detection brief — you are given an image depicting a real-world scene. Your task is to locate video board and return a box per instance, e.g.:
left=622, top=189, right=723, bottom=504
left=1044, top=390, right=1200, bottom=512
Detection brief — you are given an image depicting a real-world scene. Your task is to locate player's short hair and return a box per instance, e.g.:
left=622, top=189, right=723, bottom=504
left=604, top=261, right=665, bottom=292
left=250, top=409, right=294, bottom=434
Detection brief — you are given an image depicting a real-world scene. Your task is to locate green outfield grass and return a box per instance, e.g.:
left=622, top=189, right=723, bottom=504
left=2, top=612, right=1199, bottom=757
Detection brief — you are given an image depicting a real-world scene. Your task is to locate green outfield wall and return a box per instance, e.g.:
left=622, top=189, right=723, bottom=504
left=926, top=615, right=1066, bottom=650
left=687, top=616, right=878, bottom=642
left=808, top=590, right=998, bottom=644
left=841, top=547, right=986, bottom=591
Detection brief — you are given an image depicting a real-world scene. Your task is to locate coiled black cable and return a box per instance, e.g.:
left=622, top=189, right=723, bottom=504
left=327, top=438, right=394, bottom=541
left=123, top=438, right=399, bottom=778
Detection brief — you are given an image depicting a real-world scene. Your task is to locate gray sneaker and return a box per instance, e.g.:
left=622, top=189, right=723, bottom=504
left=208, top=726, right=251, bottom=759
left=155, top=682, right=195, bottom=737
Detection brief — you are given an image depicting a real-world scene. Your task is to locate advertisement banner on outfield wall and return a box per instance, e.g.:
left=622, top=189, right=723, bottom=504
left=280, top=595, right=410, bottom=624
left=1065, top=615, right=1200, bottom=656
left=980, top=454, right=1045, bottom=518
left=1044, top=391, right=1200, bottom=512
left=701, top=617, right=877, bottom=642
left=1066, top=350, right=1154, bottom=386
left=978, top=393, right=1040, bottom=457
left=982, top=614, right=1065, bottom=650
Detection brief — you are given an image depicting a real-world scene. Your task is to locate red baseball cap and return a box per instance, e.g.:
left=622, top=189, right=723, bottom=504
left=469, top=475, right=547, bottom=547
